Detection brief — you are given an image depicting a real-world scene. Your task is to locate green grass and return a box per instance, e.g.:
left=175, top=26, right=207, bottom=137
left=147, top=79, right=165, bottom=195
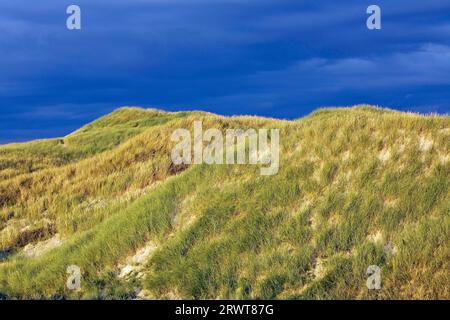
left=0, top=105, right=448, bottom=299
left=0, top=107, right=188, bottom=180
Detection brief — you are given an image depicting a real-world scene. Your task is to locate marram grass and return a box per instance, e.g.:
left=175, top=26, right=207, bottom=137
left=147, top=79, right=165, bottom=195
left=0, top=105, right=448, bottom=299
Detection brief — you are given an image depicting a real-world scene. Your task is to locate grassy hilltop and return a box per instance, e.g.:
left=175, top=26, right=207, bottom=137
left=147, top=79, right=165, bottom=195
left=0, top=106, right=448, bottom=299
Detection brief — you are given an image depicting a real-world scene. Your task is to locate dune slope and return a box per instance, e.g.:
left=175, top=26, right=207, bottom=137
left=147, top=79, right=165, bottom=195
left=0, top=106, right=448, bottom=299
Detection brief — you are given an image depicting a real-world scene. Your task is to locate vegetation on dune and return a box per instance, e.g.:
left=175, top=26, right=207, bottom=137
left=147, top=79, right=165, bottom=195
left=0, top=108, right=188, bottom=181
left=0, top=105, right=448, bottom=299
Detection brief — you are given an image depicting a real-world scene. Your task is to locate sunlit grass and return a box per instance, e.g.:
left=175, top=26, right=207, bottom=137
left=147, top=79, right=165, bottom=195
left=0, top=105, right=448, bottom=299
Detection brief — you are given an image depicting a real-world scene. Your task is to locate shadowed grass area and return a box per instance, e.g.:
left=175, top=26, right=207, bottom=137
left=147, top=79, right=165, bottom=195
left=0, top=105, right=448, bottom=299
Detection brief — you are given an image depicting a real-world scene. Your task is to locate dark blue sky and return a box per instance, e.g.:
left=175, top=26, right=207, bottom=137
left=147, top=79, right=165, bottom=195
left=1, top=0, right=449, bottom=143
